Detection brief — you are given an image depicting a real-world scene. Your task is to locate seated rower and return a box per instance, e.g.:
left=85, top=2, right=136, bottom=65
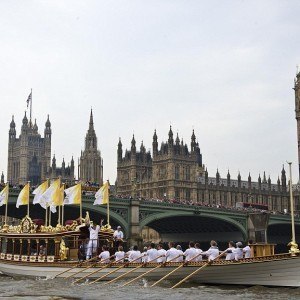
left=114, top=245, right=125, bottom=262
left=157, top=244, right=167, bottom=263
left=98, top=245, right=110, bottom=263
left=195, top=243, right=203, bottom=262
left=235, top=242, right=243, bottom=260
left=142, top=246, right=148, bottom=263
left=202, top=240, right=219, bottom=261
left=128, top=245, right=142, bottom=263
left=146, top=243, right=158, bottom=263
left=243, top=240, right=252, bottom=258
left=183, top=241, right=197, bottom=262
left=224, top=241, right=236, bottom=261
left=176, top=245, right=184, bottom=262
left=165, top=242, right=178, bottom=262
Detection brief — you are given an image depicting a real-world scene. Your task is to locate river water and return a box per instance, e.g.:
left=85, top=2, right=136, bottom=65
left=0, top=275, right=299, bottom=300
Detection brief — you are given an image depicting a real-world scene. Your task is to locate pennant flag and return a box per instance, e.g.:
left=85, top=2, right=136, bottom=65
left=64, top=183, right=81, bottom=205
left=16, top=183, right=30, bottom=208
left=94, top=181, right=109, bottom=205
left=33, top=180, right=49, bottom=208
left=52, top=184, right=64, bottom=207
left=0, top=184, right=9, bottom=207
left=26, top=91, right=32, bottom=108
left=40, top=179, right=60, bottom=205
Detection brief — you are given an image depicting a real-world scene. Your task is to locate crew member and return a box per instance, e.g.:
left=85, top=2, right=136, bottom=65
left=128, top=245, right=142, bottom=263
left=113, top=226, right=124, bottom=250
left=86, top=221, right=101, bottom=260
left=176, top=245, right=184, bottom=262
left=98, top=245, right=110, bottom=263
left=202, top=240, right=219, bottom=261
left=114, top=245, right=125, bottom=262
left=235, top=242, right=244, bottom=260
left=195, top=243, right=203, bottom=262
left=243, top=240, right=252, bottom=258
left=183, top=241, right=197, bottom=262
left=165, top=242, right=178, bottom=262
left=224, top=241, right=236, bottom=261
left=157, top=244, right=167, bottom=263
left=146, top=243, right=158, bottom=263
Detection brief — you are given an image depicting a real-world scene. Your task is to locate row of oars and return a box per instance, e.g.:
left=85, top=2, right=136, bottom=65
left=54, top=250, right=226, bottom=288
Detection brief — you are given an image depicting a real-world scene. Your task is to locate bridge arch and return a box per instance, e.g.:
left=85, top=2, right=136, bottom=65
left=140, top=211, right=247, bottom=243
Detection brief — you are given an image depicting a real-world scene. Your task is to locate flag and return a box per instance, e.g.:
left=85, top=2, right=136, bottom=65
left=0, top=184, right=9, bottom=207
left=26, top=91, right=32, bottom=108
left=52, top=184, right=64, bottom=207
left=16, top=183, right=30, bottom=208
left=40, top=179, right=60, bottom=212
left=64, top=183, right=81, bottom=205
left=33, top=180, right=49, bottom=208
left=94, top=181, right=109, bottom=205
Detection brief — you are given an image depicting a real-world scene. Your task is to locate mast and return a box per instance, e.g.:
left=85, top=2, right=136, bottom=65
left=287, top=162, right=300, bottom=255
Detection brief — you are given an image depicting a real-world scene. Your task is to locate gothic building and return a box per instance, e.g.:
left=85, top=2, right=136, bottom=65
left=78, top=110, right=103, bottom=185
left=116, top=127, right=290, bottom=212
left=7, top=113, right=52, bottom=186
left=117, top=127, right=204, bottom=199
left=47, top=155, right=75, bottom=184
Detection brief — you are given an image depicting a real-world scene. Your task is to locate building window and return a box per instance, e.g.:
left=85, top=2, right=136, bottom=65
left=175, top=165, right=180, bottom=180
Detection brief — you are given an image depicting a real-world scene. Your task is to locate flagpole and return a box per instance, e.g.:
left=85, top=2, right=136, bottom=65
left=30, top=88, right=32, bottom=122
left=45, top=205, right=48, bottom=227
left=49, top=207, right=51, bottom=226
left=62, top=204, right=64, bottom=226
left=4, top=182, right=8, bottom=225
left=107, top=181, right=110, bottom=226
left=80, top=183, right=82, bottom=224
left=27, top=181, right=30, bottom=217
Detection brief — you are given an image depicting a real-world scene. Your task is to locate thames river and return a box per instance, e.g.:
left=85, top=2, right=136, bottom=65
left=0, top=275, right=299, bottom=300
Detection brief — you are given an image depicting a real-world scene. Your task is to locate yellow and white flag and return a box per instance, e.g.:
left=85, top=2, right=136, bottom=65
left=94, top=181, right=109, bottom=205
left=52, top=184, right=64, bottom=207
left=16, top=183, right=30, bottom=208
left=0, top=184, right=9, bottom=207
left=33, top=180, right=49, bottom=208
left=64, top=183, right=81, bottom=205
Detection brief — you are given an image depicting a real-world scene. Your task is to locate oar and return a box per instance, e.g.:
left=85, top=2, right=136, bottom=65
left=150, top=252, right=203, bottom=287
left=121, top=254, right=181, bottom=287
left=65, top=255, right=114, bottom=280
left=73, top=256, right=125, bottom=284
left=88, top=254, right=145, bottom=285
left=53, top=256, right=98, bottom=278
left=102, top=254, right=155, bottom=285
left=170, top=250, right=227, bottom=289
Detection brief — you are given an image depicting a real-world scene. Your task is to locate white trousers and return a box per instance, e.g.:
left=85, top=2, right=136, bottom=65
left=86, top=239, right=98, bottom=258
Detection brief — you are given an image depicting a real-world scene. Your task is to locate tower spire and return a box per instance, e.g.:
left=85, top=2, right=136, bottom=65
left=89, top=108, right=94, bottom=130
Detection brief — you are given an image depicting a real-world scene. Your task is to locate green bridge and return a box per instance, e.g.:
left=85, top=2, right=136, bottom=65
left=3, top=191, right=300, bottom=246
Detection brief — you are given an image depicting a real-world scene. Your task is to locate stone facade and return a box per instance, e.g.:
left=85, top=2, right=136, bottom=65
left=7, top=113, right=51, bottom=186
left=117, top=127, right=204, bottom=200
left=47, top=155, right=75, bottom=184
left=116, top=127, right=290, bottom=212
left=78, top=110, right=103, bottom=185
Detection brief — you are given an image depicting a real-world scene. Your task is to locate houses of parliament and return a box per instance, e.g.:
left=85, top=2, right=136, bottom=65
left=3, top=70, right=300, bottom=213
left=6, top=109, right=103, bottom=187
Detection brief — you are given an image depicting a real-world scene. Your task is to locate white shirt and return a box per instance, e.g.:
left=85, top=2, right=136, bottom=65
left=166, top=247, right=178, bottom=262
left=243, top=245, right=251, bottom=258
left=129, top=250, right=142, bottom=263
left=195, top=248, right=203, bottom=262
left=234, top=248, right=243, bottom=260
left=115, top=251, right=125, bottom=262
left=99, top=250, right=110, bottom=263
left=142, top=252, right=148, bottom=263
left=203, top=247, right=219, bottom=261
left=183, top=247, right=198, bottom=262
left=157, top=249, right=167, bottom=263
left=225, top=247, right=236, bottom=260
left=89, top=225, right=100, bottom=240
left=176, top=249, right=184, bottom=262
left=146, top=248, right=158, bottom=262
left=113, top=230, right=124, bottom=239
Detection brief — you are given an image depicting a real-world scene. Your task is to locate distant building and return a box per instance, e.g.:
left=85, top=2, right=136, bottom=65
left=78, top=110, right=103, bottom=186
left=7, top=113, right=51, bottom=186
left=117, top=127, right=204, bottom=200
left=116, top=127, right=289, bottom=212
left=47, top=155, right=75, bottom=184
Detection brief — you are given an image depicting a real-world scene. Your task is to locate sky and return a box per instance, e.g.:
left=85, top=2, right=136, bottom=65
left=0, top=0, right=300, bottom=184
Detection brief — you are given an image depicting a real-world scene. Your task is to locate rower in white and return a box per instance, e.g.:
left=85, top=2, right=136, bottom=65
left=165, top=242, right=178, bottom=262
left=98, top=245, right=110, bottom=263
left=146, top=243, right=158, bottom=263
left=157, top=244, right=167, bottom=263
left=224, top=241, right=236, bottom=260
left=128, top=245, right=142, bottom=263
left=194, top=243, right=203, bottom=262
left=176, top=245, right=184, bottom=262
left=114, top=245, right=125, bottom=262
left=183, top=241, right=197, bottom=262
left=202, top=240, right=219, bottom=261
